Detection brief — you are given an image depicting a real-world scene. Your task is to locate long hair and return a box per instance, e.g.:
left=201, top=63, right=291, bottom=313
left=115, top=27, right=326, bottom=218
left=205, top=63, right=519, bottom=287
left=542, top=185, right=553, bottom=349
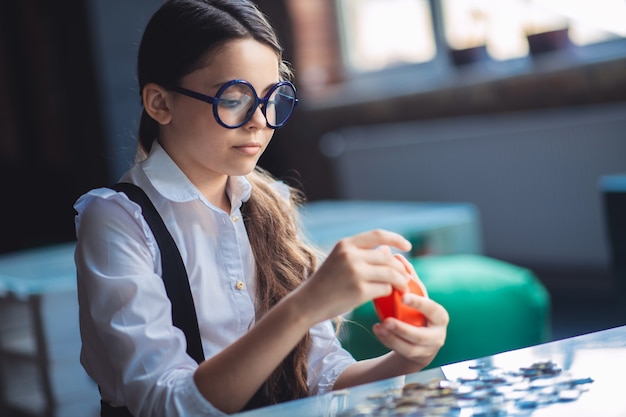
left=136, top=0, right=316, bottom=409
left=242, top=168, right=318, bottom=408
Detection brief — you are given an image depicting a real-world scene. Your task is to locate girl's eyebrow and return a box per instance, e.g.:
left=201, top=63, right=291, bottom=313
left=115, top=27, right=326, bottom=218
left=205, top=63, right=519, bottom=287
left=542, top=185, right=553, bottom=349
left=206, top=80, right=229, bottom=91
left=208, top=79, right=280, bottom=96
left=259, top=80, right=282, bottom=96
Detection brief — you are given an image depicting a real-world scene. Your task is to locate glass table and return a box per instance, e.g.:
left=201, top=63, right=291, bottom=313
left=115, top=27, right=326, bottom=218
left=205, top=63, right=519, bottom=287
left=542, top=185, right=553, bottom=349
left=233, top=325, right=626, bottom=417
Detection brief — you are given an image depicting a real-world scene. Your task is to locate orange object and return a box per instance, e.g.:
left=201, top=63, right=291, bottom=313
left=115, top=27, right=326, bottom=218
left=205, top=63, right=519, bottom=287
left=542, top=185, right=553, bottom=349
left=373, top=278, right=426, bottom=327
left=373, top=254, right=427, bottom=327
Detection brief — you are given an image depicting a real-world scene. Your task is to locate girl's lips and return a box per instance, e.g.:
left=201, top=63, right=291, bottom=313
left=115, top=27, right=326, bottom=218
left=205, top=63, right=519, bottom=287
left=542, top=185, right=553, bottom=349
left=233, top=143, right=262, bottom=156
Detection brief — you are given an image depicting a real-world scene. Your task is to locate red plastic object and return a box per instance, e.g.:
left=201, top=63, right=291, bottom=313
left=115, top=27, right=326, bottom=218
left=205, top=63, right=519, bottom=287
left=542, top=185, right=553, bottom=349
left=373, top=254, right=428, bottom=327
left=373, top=255, right=427, bottom=326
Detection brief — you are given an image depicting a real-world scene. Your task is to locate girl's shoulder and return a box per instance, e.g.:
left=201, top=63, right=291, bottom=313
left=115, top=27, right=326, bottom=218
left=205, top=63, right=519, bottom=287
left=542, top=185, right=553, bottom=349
left=74, top=163, right=151, bottom=225
left=74, top=186, right=141, bottom=218
left=74, top=186, right=155, bottom=246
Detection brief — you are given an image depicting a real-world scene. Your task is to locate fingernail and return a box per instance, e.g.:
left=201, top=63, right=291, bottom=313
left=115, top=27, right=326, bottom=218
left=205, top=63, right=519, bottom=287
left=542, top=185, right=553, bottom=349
left=374, top=323, right=388, bottom=336
left=402, top=293, right=414, bottom=304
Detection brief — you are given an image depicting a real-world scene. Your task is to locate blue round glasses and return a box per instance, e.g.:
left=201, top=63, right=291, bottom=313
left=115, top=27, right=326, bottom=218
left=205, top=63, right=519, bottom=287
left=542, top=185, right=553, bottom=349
left=171, top=79, right=298, bottom=129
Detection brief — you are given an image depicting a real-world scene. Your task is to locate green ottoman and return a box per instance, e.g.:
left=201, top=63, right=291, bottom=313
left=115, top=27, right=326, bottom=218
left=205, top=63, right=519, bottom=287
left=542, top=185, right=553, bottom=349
left=338, top=255, right=551, bottom=368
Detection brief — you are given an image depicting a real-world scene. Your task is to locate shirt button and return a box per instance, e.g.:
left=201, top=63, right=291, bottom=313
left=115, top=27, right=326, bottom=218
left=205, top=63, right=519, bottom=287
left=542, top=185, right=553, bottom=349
left=235, top=281, right=245, bottom=290
left=231, top=215, right=240, bottom=223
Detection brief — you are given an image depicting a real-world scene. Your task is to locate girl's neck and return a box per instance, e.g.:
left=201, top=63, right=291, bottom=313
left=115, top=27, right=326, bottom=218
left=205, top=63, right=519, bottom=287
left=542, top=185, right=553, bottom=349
left=158, top=141, right=232, bottom=213
left=196, top=176, right=231, bottom=213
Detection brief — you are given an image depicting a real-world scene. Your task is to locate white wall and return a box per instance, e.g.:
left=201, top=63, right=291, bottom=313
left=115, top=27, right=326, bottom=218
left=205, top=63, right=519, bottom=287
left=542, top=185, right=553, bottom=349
left=321, top=102, right=626, bottom=270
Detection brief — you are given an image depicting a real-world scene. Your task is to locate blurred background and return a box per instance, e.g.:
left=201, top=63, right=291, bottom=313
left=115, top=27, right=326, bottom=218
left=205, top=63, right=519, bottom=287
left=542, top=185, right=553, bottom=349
left=0, top=0, right=625, bottom=416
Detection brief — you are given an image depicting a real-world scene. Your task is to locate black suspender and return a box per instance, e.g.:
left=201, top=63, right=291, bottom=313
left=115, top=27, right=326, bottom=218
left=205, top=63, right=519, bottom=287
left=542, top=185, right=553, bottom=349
left=101, top=183, right=205, bottom=417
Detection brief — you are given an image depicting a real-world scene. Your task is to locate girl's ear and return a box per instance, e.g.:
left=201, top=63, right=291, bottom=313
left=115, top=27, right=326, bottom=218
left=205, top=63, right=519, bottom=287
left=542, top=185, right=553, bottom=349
left=142, top=83, right=172, bottom=125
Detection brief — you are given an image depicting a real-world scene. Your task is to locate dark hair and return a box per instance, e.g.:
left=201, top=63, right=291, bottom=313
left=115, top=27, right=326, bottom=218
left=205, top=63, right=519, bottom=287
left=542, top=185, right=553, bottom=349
left=136, top=0, right=313, bottom=411
left=137, top=0, right=292, bottom=154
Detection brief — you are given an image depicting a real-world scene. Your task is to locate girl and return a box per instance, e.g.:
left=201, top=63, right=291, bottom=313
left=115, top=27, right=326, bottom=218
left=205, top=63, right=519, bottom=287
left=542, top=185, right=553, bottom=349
left=73, top=1, right=449, bottom=416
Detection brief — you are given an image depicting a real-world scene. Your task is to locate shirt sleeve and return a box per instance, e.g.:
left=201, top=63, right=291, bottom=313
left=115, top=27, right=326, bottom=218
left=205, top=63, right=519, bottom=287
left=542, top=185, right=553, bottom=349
left=74, top=189, right=225, bottom=417
left=306, top=320, right=357, bottom=395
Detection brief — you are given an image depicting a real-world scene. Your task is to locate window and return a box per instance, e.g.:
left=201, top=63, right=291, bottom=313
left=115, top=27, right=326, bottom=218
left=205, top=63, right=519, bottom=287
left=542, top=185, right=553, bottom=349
left=443, top=0, right=532, bottom=60
left=337, top=0, right=436, bottom=72
left=337, top=0, right=626, bottom=69
left=286, top=0, right=625, bottom=102
left=443, top=0, right=626, bottom=60
left=541, top=0, right=626, bottom=46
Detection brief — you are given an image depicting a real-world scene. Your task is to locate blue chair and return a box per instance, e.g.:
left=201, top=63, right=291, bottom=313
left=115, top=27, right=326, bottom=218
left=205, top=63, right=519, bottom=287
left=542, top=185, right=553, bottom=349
left=339, top=254, right=552, bottom=368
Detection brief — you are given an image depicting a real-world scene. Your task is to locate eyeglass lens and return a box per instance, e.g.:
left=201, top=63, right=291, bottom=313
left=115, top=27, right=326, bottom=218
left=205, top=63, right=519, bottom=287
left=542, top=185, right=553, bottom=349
left=216, top=82, right=296, bottom=128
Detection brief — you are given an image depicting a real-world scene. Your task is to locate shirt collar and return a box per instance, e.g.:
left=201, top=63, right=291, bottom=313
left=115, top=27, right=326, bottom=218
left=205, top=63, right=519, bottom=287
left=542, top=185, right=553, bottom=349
left=141, top=142, right=252, bottom=209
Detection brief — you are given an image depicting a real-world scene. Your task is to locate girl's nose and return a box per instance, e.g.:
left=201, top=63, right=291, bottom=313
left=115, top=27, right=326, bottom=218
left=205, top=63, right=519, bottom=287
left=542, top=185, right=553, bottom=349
left=246, top=103, right=267, bottom=128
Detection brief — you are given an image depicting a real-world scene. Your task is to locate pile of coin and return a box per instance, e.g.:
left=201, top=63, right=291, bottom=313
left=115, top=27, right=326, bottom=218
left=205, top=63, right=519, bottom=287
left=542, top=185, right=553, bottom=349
left=339, top=360, right=593, bottom=416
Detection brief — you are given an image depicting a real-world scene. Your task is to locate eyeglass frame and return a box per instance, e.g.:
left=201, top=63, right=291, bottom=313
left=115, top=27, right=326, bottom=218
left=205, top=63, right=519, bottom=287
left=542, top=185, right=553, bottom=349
left=170, top=79, right=298, bottom=129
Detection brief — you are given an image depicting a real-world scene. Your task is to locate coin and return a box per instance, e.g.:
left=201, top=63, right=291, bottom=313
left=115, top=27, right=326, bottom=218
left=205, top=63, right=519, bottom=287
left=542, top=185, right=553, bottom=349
left=339, top=360, right=592, bottom=417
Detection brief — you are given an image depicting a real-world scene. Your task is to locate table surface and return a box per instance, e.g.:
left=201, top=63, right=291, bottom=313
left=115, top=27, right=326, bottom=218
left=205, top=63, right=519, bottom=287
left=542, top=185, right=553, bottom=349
left=233, top=325, right=626, bottom=417
left=0, top=241, right=77, bottom=297
left=300, top=200, right=480, bottom=252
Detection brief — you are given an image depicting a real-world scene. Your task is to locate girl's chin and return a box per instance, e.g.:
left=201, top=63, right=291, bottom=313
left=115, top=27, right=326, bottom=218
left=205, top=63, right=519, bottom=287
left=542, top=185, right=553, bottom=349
left=229, top=164, right=259, bottom=177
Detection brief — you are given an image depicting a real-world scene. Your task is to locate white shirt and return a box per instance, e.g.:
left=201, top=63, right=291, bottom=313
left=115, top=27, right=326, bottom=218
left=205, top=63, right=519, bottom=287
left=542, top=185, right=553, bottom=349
left=74, top=142, right=355, bottom=417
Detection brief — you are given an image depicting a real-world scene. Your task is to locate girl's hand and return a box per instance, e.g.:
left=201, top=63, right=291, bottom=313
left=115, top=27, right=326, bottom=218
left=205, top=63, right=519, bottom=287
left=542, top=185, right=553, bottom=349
left=371, top=245, right=449, bottom=371
left=293, top=229, right=413, bottom=324
left=373, top=253, right=448, bottom=370
left=373, top=293, right=449, bottom=370
left=325, top=252, right=449, bottom=391
left=333, top=260, right=449, bottom=391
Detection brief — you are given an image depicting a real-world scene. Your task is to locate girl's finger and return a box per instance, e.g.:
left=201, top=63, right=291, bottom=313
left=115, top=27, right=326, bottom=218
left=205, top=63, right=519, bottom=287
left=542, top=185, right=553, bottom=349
left=376, top=319, right=422, bottom=345
left=394, top=254, right=428, bottom=297
left=359, top=246, right=408, bottom=273
left=331, top=240, right=411, bottom=291
left=373, top=320, right=428, bottom=353
left=374, top=320, right=445, bottom=365
left=344, top=229, right=412, bottom=253
left=354, top=263, right=409, bottom=295
left=402, top=294, right=449, bottom=326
